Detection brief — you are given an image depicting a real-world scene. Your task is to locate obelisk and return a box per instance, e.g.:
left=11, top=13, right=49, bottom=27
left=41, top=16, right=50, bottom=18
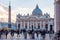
left=8, top=1, right=11, bottom=28
left=54, top=0, right=60, bottom=32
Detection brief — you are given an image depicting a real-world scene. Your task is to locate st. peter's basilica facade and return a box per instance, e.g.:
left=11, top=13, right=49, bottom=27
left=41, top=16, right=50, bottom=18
left=16, top=5, right=54, bottom=31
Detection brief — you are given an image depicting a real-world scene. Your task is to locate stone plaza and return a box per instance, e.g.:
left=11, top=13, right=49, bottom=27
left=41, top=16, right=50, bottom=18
left=0, top=33, right=55, bottom=40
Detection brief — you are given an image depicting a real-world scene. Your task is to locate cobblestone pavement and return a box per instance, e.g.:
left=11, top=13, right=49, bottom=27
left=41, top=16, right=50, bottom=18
left=0, top=33, right=55, bottom=40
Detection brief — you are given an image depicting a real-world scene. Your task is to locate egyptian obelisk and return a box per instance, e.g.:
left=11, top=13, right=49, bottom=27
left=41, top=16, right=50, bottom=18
left=8, top=1, right=11, bottom=28
left=54, top=0, right=60, bottom=32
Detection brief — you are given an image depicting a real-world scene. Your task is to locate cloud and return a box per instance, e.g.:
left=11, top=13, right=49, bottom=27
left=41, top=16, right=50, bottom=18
left=42, top=7, right=54, bottom=18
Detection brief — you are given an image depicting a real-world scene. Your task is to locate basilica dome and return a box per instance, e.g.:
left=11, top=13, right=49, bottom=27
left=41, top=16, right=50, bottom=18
left=32, top=4, right=42, bottom=16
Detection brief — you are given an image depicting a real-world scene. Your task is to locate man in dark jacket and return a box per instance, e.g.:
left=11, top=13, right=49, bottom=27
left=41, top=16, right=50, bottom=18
left=5, top=30, right=8, bottom=39
left=10, top=30, right=14, bottom=37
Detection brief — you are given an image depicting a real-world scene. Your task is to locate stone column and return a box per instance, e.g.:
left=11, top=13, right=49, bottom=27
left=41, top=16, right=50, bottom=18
left=40, top=22, right=41, bottom=29
left=54, top=0, right=60, bottom=32
left=20, top=22, right=22, bottom=29
left=43, top=21, right=45, bottom=27
left=17, top=23, right=18, bottom=29
left=39, top=22, right=40, bottom=29
left=27, top=22, right=29, bottom=29
left=48, top=22, right=50, bottom=31
left=41, top=21, right=43, bottom=28
left=27, top=22, right=29, bottom=38
left=36, top=22, right=38, bottom=28
left=24, top=21, right=25, bottom=29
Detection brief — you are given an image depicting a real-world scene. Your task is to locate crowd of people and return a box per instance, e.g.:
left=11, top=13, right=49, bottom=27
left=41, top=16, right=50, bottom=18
left=0, top=29, right=19, bottom=39
left=0, top=28, right=55, bottom=40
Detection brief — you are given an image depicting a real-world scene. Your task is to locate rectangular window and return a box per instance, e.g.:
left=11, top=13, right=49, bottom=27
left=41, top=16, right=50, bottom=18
left=50, top=25, right=53, bottom=31
left=38, top=23, right=40, bottom=29
left=45, top=24, right=48, bottom=30
left=18, top=24, right=20, bottom=29
left=25, top=23, right=27, bottom=29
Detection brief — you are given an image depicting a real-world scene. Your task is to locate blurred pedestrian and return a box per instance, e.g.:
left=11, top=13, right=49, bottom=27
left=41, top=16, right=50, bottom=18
left=40, top=27, right=46, bottom=40
left=57, top=31, right=60, bottom=40
left=23, top=29, right=27, bottom=39
left=49, top=30, right=54, bottom=39
left=10, top=30, right=14, bottom=37
left=0, top=30, right=2, bottom=39
left=17, top=30, right=20, bottom=37
left=4, top=30, right=8, bottom=39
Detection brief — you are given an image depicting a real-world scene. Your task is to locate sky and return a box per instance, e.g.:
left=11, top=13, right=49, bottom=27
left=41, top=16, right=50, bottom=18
left=0, top=0, right=54, bottom=22
left=0, top=0, right=54, bottom=8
